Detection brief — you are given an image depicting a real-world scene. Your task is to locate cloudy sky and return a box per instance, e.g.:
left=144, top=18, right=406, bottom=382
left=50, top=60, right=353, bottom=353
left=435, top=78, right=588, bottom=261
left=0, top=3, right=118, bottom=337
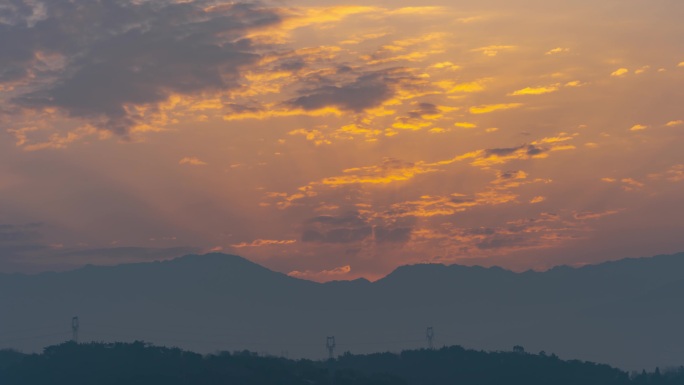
left=1, top=0, right=683, bottom=281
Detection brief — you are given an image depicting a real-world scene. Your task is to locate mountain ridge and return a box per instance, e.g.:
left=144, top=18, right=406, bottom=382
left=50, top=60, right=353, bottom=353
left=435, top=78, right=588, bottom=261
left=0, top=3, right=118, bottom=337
left=2, top=252, right=684, bottom=371
left=5, top=251, right=684, bottom=284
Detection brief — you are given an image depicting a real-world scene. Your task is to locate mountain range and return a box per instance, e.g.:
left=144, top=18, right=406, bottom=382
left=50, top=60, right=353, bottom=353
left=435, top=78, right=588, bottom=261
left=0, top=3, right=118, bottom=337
left=2, top=252, right=684, bottom=371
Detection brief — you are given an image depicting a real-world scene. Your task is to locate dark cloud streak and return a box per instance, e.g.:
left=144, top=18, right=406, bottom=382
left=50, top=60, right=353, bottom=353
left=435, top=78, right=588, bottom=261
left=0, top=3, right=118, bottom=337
left=3, top=0, right=282, bottom=135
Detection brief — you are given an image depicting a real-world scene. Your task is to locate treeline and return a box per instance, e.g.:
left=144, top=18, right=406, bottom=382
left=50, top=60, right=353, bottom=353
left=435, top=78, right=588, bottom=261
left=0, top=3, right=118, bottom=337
left=1, top=342, right=683, bottom=385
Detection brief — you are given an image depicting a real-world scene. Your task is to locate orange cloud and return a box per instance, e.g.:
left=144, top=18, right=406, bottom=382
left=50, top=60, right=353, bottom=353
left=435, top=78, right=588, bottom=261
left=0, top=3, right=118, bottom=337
left=649, top=165, right=684, bottom=182
left=231, top=239, right=297, bottom=248
left=288, top=265, right=352, bottom=281
left=179, top=157, right=208, bottom=166
left=573, top=210, right=622, bottom=220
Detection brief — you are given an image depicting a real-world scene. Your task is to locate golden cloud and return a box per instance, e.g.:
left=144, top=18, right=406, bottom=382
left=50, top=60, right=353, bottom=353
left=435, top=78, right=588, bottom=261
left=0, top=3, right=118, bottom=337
left=509, top=84, right=560, bottom=96
left=321, top=160, right=439, bottom=186
left=611, top=68, right=629, bottom=77
left=289, top=129, right=332, bottom=146
left=454, top=122, right=478, bottom=128
left=436, top=78, right=491, bottom=93
left=469, top=103, right=523, bottom=114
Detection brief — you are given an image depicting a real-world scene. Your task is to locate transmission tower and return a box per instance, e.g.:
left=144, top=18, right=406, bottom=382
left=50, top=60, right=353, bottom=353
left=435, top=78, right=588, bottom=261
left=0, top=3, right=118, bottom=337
left=326, top=336, right=336, bottom=360
left=71, top=316, right=80, bottom=343
left=426, top=327, right=434, bottom=350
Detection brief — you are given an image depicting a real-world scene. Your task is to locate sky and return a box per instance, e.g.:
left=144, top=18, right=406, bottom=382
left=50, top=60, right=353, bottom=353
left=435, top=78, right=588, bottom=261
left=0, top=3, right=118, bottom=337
left=1, top=0, right=683, bottom=281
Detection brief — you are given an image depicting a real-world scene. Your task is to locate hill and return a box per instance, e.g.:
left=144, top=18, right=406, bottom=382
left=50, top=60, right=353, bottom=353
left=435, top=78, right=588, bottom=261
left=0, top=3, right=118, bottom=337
left=4, top=342, right=680, bottom=385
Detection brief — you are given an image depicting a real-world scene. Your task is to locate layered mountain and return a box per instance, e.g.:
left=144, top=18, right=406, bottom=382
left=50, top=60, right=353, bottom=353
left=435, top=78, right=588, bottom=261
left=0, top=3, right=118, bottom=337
left=2, top=252, right=684, bottom=371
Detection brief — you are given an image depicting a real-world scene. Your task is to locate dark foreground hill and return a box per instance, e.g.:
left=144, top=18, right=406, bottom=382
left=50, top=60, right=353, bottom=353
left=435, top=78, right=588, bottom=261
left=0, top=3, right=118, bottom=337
left=3, top=342, right=681, bottom=385
left=2, top=252, right=684, bottom=370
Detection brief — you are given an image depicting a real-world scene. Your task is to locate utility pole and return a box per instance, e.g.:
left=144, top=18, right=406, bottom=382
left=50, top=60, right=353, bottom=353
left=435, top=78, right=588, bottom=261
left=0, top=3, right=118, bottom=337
left=326, top=336, right=336, bottom=360
left=71, top=316, right=79, bottom=343
left=426, top=327, right=434, bottom=350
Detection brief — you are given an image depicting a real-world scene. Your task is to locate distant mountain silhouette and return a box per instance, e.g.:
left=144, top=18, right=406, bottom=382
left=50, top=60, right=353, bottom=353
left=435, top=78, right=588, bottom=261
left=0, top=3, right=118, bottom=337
left=2, top=252, right=684, bottom=371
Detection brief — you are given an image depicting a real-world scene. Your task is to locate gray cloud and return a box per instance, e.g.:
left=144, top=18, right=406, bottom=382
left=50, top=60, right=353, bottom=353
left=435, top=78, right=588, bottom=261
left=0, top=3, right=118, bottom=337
left=301, top=227, right=372, bottom=244
left=0, top=223, right=46, bottom=255
left=374, top=226, right=412, bottom=243
left=476, top=235, right=528, bottom=250
left=307, top=213, right=367, bottom=227
left=0, top=222, right=202, bottom=273
left=287, top=69, right=408, bottom=112
left=407, top=102, right=440, bottom=119
left=301, top=212, right=372, bottom=244
left=2, top=0, right=281, bottom=135
left=485, top=144, right=547, bottom=157
left=300, top=212, right=413, bottom=245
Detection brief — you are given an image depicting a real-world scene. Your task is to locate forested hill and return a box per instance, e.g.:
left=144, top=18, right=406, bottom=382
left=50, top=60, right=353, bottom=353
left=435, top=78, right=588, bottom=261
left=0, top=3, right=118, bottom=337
left=1, top=342, right=681, bottom=385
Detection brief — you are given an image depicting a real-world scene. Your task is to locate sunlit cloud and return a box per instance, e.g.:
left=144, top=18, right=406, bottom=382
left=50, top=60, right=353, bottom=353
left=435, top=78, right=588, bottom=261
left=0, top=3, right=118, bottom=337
left=649, top=165, right=684, bottom=182
left=288, top=129, right=332, bottom=146
left=430, top=62, right=461, bottom=71
left=436, top=78, right=492, bottom=93
left=621, top=178, right=645, bottom=191
left=545, top=47, right=570, bottom=55
left=250, top=6, right=379, bottom=43
left=288, top=265, right=351, bottom=281
left=573, top=210, right=622, bottom=220
left=386, top=7, right=447, bottom=16
left=469, top=103, right=523, bottom=114
left=471, top=45, right=516, bottom=57
left=321, top=159, right=439, bottom=186
left=634, top=65, right=650, bottom=75
left=564, top=80, right=587, bottom=87
left=2, top=0, right=684, bottom=280
left=454, top=122, right=478, bottom=129
left=530, top=196, right=546, bottom=204
left=179, top=157, right=208, bottom=166
left=611, top=68, right=629, bottom=77
left=231, top=239, right=297, bottom=248
left=509, top=84, right=560, bottom=96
